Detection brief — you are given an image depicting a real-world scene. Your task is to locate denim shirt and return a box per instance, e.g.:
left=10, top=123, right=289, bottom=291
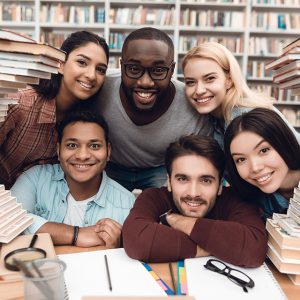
left=11, top=164, right=135, bottom=233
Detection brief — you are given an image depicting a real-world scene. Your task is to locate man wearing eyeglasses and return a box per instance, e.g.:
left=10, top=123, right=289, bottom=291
left=95, top=27, right=211, bottom=191
left=123, top=135, right=268, bottom=267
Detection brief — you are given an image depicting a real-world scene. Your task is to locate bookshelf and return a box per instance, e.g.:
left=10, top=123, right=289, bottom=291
left=1, top=0, right=300, bottom=127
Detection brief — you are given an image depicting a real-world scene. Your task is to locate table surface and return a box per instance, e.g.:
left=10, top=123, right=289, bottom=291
left=2, top=245, right=300, bottom=300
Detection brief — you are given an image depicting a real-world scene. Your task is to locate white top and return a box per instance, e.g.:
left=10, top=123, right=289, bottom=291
left=63, top=193, right=95, bottom=226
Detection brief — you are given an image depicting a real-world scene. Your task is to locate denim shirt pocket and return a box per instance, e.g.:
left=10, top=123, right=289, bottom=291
left=35, top=204, right=50, bottom=219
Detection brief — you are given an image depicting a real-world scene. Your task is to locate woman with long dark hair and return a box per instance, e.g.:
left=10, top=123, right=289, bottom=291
left=0, top=31, right=109, bottom=188
left=224, top=108, right=300, bottom=219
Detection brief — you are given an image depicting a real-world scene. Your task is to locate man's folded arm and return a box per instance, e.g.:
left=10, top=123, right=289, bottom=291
left=37, top=222, right=105, bottom=247
left=189, top=193, right=268, bottom=267
left=123, top=188, right=197, bottom=262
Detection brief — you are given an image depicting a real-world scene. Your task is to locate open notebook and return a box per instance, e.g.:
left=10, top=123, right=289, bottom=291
left=185, top=257, right=287, bottom=300
left=58, top=248, right=166, bottom=300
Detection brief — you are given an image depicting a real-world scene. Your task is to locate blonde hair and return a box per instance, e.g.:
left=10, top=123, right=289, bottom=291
left=182, top=42, right=273, bottom=122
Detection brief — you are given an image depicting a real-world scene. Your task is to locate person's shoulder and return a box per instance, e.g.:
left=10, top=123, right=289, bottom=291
left=24, top=163, right=60, bottom=176
left=171, top=77, right=184, bottom=90
left=9, top=88, right=47, bottom=108
left=137, top=187, right=170, bottom=204
left=217, top=186, right=244, bottom=203
left=231, top=106, right=252, bottom=119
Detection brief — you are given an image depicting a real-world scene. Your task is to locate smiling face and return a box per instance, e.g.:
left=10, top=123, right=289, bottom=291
left=59, top=42, right=108, bottom=102
left=121, top=39, right=174, bottom=111
left=168, top=154, right=221, bottom=218
left=183, top=58, right=232, bottom=119
left=57, top=121, right=110, bottom=191
left=230, top=131, right=289, bottom=194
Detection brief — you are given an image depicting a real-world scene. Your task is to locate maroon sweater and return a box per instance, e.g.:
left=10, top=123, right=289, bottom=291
left=123, top=187, right=267, bottom=267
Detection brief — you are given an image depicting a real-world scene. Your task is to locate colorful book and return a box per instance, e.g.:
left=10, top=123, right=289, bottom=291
left=143, top=263, right=174, bottom=295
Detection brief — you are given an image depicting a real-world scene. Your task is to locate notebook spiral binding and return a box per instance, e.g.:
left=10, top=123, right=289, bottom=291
left=64, top=277, right=69, bottom=300
left=263, top=263, right=287, bottom=300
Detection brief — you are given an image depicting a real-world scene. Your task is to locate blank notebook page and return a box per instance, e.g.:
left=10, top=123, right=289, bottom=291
left=185, top=256, right=287, bottom=300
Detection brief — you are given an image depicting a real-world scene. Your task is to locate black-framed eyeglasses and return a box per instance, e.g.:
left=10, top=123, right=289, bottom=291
left=121, top=60, right=174, bottom=80
left=204, top=259, right=255, bottom=293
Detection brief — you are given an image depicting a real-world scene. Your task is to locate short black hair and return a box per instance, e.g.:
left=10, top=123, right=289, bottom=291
left=122, top=27, right=174, bottom=59
left=165, top=135, right=225, bottom=180
left=56, top=108, right=109, bottom=145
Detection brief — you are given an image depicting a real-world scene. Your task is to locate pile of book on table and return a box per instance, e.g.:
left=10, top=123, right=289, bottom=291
left=0, top=184, right=33, bottom=244
left=0, top=29, right=66, bottom=122
left=266, top=181, right=300, bottom=285
left=265, top=37, right=300, bottom=128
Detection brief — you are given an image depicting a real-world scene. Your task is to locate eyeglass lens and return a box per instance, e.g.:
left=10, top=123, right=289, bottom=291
left=205, top=259, right=254, bottom=293
left=124, top=64, right=170, bottom=80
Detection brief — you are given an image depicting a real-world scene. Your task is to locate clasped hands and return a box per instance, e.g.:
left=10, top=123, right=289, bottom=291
left=76, top=218, right=122, bottom=249
left=165, top=212, right=210, bottom=258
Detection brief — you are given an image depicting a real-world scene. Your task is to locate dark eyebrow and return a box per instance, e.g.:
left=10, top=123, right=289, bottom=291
left=64, top=138, right=101, bottom=143
left=76, top=54, right=91, bottom=61
left=174, top=174, right=216, bottom=180
left=231, top=138, right=266, bottom=156
left=126, top=59, right=168, bottom=65
left=201, top=175, right=216, bottom=181
left=174, top=173, right=187, bottom=178
left=76, top=54, right=107, bottom=67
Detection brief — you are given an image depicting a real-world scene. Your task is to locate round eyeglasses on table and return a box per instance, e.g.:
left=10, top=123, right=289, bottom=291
left=204, top=259, right=255, bottom=293
left=121, top=62, right=174, bottom=80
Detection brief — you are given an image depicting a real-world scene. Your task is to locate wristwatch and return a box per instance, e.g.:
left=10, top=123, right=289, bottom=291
left=159, top=209, right=173, bottom=226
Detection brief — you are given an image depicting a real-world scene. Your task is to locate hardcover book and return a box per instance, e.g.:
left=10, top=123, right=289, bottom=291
left=273, top=61, right=300, bottom=78
left=0, top=65, right=51, bottom=79
left=274, top=70, right=300, bottom=84
left=266, top=218, right=300, bottom=248
left=272, top=213, right=300, bottom=237
left=265, top=54, right=300, bottom=71
left=0, top=59, right=59, bottom=74
left=278, top=77, right=300, bottom=89
left=268, top=235, right=300, bottom=260
left=0, top=73, right=39, bottom=85
left=282, top=38, right=300, bottom=56
left=0, top=39, right=66, bottom=62
left=0, top=51, right=60, bottom=68
left=267, top=243, right=300, bottom=275
left=0, top=29, right=35, bottom=43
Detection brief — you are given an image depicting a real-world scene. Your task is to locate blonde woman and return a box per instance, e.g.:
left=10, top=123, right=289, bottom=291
left=182, top=42, right=300, bottom=149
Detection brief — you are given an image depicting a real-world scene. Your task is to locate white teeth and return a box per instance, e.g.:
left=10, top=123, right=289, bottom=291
left=256, top=173, right=271, bottom=183
left=79, top=81, right=92, bottom=89
left=195, top=97, right=212, bottom=103
left=186, top=201, right=202, bottom=207
left=73, top=164, right=91, bottom=169
left=137, top=92, right=152, bottom=99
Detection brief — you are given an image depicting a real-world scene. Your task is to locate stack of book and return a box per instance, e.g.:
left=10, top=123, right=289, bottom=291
left=0, top=184, right=33, bottom=244
left=0, top=29, right=66, bottom=122
left=265, top=38, right=300, bottom=95
left=266, top=182, right=300, bottom=285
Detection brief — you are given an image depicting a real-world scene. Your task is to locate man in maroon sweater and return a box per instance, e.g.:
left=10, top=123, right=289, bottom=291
left=123, top=135, right=268, bottom=267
